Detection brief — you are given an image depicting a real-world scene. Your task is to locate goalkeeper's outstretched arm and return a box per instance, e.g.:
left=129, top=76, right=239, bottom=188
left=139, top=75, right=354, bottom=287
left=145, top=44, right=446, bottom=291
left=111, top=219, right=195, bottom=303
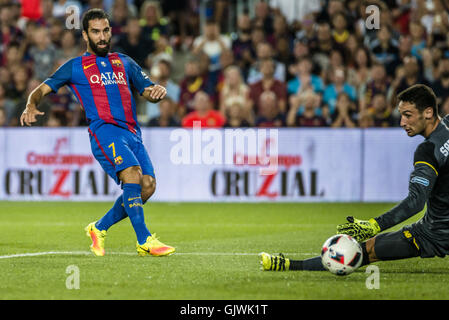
left=338, top=142, right=438, bottom=241
left=374, top=142, right=438, bottom=231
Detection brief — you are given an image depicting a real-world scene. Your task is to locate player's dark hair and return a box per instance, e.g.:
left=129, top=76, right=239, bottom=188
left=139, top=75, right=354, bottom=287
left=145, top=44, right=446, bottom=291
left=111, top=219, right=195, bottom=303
left=397, top=84, right=438, bottom=118
left=82, top=8, right=110, bottom=33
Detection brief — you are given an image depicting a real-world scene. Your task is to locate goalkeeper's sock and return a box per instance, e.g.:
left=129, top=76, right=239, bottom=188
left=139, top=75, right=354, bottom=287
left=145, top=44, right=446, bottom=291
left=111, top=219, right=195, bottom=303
left=289, top=256, right=326, bottom=271
left=95, top=195, right=127, bottom=231
left=122, top=183, right=151, bottom=245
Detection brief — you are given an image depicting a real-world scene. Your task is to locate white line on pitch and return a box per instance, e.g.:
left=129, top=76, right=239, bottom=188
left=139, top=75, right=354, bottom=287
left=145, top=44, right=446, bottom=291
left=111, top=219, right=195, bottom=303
left=0, top=251, right=316, bottom=259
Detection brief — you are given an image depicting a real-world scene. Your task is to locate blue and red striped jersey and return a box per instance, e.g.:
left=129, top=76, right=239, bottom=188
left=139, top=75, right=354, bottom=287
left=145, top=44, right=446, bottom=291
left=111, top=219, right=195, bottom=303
left=44, top=52, right=153, bottom=136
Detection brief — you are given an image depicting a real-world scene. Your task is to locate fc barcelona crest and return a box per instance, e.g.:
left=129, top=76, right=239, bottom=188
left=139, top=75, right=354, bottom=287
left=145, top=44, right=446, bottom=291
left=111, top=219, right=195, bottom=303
left=114, top=156, right=123, bottom=165
left=111, top=59, right=122, bottom=67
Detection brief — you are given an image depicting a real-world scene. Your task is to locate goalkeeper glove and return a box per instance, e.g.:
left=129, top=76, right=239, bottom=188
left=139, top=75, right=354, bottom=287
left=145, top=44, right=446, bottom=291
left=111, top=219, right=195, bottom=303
left=336, top=216, right=381, bottom=242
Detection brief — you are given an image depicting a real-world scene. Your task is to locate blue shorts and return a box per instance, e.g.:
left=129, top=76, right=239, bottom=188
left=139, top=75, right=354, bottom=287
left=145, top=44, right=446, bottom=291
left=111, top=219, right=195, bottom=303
left=89, top=124, right=155, bottom=185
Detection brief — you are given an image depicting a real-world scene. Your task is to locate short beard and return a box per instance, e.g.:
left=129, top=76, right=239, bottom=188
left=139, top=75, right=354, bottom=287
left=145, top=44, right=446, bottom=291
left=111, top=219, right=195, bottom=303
left=88, top=36, right=110, bottom=57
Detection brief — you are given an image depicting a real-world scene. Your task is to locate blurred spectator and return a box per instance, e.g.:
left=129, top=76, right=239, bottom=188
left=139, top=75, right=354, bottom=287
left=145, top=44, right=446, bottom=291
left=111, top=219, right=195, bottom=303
left=139, top=0, right=168, bottom=43
left=343, top=34, right=359, bottom=67
left=232, top=12, right=253, bottom=77
left=287, top=56, right=324, bottom=96
left=316, top=0, right=345, bottom=23
left=255, top=90, right=285, bottom=127
left=4, top=41, right=23, bottom=73
left=219, top=65, right=251, bottom=124
left=146, top=35, right=173, bottom=69
left=270, top=0, right=321, bottom=26
left=252, top=0, right=274, bottom=36
left=48, top=17, right=65, bottom=48
left=161, top=0, right=198, bottom=38
left=181, top=91, right=225, bottom=128
left=331, top=11, right=350, bottom=46
left=114, top=17, right=153, bottom=67
left=45, top=111, right=64, bottom=127
left=249, top=58, right=287, bottom=115
left=0, top=83, right=14, bottom=124
left=441, top=96, right=449, bottom=118
left=391, top=55, right=427, bottom=105
left=360, top=63, right=390, bottom=111
left=0, top=107, right=6, bottom=127
left=110, top=0, right=131, bottom=38
left=0, top=66, right=11, bottom=89
left=287, top=90, right=327, bottom=127
left=37, top=0, right=55, bottom=26
left=235, top=26, right=265, bottom=79
left=409, top=21, right=427, bottom=61
left=433, top=58, right=449, bottom=107
left=309, top=22, right=344, bottom=72
left=290, top=39, right=310, bottom=72
left=347, top=46, right=372, bottom=91
left=295, top=13, right=316, bottom=43
left=247, top=41, right=286, bottom=84
left=179, top=58, right=207, bottom=116
left=145, top=59, right=180, bottom=122
left=224, top=101, right=251, bottom=128
left=28, top=26, right=58, bottom=81
left=331, top=92, right=357, bottom=128
left=0, top=3, right=23, bottom=65
left=148, top=98, right=180, bottom=127
left=358, top=109, right=374, bottom=128
left=55, top=30, right=80, bottom=63
left=193, top=19, right=231, bottom=73
left=8, top=66, right=29, bottom=101
left=367, top=93, right=396, bottom=127
left=271, top=14, right=293, bottom=67
left=369, top=26, right=399, bottom=68
left=323, top=66, right=356, bottom=115
left=428, top=12, right=449, bottom=50
left=215, top=49, right=235, bottom=92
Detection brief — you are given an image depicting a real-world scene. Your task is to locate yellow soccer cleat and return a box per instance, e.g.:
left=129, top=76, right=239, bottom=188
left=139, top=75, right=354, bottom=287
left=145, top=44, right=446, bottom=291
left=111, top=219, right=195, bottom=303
left=136, top=234, right=175, bottom=257
left=85, top=222, right=107, bottom=256
left=260, top=252, right=290, bottom=271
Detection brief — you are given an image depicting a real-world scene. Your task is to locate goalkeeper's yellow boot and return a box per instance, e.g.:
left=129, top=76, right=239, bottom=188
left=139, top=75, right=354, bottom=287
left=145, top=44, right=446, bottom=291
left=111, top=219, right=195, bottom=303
left=85, top=222, right=106, bottom=256
left=260, top=252, right=290, bottom=271
left=136, top=234, right=175, bottom=257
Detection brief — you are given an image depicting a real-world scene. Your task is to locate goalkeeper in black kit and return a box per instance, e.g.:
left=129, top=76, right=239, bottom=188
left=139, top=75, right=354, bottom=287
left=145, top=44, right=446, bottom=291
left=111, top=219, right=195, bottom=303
left=261, top=84, right=449, bottom=271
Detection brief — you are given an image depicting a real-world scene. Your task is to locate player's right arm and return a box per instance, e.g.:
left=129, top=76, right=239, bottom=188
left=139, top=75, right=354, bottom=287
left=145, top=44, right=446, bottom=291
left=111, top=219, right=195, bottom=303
left=20, top=83, right=52, bottom=126
left=21, top=59, right=74, bottom=126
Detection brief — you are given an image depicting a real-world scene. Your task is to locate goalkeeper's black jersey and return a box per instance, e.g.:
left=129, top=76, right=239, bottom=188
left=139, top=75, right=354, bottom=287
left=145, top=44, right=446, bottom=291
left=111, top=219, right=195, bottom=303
left=375, top=117, right=449, bottom=257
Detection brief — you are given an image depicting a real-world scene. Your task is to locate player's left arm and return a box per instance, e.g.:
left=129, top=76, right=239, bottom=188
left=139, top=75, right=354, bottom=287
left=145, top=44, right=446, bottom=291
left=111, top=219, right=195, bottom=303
left=142, top=84, right=167, bottom=103
left=124, top=54, right=167, bottom=103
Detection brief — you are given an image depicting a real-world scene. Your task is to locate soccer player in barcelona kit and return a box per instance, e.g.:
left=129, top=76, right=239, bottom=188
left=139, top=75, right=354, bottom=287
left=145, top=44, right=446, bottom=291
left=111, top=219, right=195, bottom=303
left=261, top=84, right=449, bottom=271
left=20, top=9, right=175, bottom=257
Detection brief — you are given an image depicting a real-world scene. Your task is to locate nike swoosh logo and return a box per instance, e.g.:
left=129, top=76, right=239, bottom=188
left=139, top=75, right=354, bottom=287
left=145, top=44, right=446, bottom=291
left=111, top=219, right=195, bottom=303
left=128, top=197, right=141, bottom=201
left=83, top=63, right=96, bottom=70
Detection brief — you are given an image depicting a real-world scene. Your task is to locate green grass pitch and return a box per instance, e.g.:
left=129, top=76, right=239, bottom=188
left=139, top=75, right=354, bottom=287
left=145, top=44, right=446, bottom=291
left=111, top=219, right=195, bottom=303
left=0, top=201, right=448, bottom=300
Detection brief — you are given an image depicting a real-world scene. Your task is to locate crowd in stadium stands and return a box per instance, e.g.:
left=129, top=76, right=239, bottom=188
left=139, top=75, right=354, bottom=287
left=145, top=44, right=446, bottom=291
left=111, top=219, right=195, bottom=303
left=0, top=0, right=449, bottom=128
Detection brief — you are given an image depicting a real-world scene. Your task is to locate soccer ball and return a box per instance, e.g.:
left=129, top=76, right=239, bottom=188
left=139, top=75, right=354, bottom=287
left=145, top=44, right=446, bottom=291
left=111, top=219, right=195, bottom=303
left=321, top=234, right=363, bottom=276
